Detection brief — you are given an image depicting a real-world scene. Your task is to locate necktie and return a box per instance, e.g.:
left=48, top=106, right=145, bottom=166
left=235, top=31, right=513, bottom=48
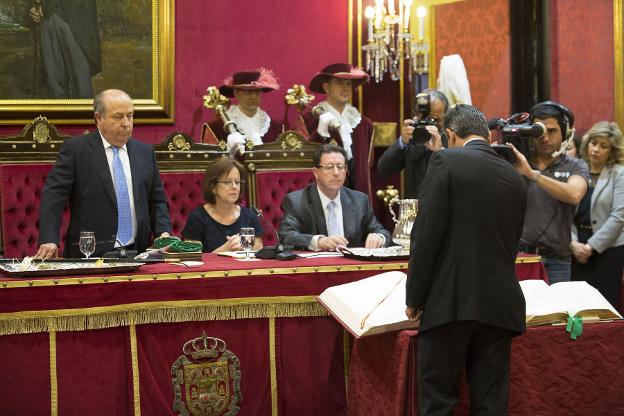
left=327, top=201, right=340, bottom=236
left=112, top=147, right=133, bottom=245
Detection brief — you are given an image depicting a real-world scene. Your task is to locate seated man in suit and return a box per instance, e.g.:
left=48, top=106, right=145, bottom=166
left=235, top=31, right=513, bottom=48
left=279, top=144, right=391, bottom=251
left=36, top=89, right=172, bottom=259
left=201, top=68, right=283, bottom=153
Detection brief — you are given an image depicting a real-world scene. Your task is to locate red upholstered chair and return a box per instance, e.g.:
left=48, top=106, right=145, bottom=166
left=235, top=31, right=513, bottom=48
left=253, top=170, right=315, bottom=246
left=0, top=164, right=70, bottom=258
left=161, top=172, right=205, bottom=237
left=153, top=132, right=230, bottom=238
left=242, top=131, right=320, bottom=246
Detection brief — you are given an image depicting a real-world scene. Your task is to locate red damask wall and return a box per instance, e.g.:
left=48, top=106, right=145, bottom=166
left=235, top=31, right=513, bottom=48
left=0, top=0, right=349, bottom=143
left=550, top=0, right=614, bottom=133
left=434, top=0, right=511, bottom=119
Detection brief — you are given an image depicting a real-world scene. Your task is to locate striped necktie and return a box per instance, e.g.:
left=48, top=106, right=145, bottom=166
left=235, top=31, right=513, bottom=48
left=112, top=146, right=133, bottom=245
left=327, top=201, right=340, bottom=236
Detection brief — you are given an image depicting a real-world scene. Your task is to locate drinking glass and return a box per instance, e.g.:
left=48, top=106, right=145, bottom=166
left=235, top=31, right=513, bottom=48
left=239, top=227, right=255, bottom=260
left=79, top=231, right=96, bottom=260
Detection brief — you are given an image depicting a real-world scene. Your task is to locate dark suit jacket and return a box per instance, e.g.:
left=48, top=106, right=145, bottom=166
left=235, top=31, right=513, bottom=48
left=39, top=131, right=171, bottom=257
left=406, top=140, right=527, bottom=334
left=278, top=184, right=391, bottom=248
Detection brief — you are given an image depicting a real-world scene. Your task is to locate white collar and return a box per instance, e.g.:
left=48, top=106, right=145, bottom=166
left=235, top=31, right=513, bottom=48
left=317, top=185, right=341, bottom=209
left=463, top=137, right=486, bottom=146
left=318, top=101, right=362, bottom=129
left=99, top=131, right=127, bottom=151
left=226, top=105, right=271, bottom=144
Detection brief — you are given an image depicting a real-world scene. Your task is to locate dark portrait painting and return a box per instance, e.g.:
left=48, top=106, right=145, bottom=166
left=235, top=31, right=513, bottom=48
left=0, top=0, right=174, bottom=124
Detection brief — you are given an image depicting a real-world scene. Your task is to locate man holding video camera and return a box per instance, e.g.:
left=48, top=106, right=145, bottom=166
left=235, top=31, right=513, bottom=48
left=377, top=89, right=449, bottom=198
left=509, top=101, right=589, bottom=283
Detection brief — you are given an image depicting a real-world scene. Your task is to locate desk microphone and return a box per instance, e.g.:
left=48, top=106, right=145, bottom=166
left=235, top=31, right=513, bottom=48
left=250, top=206, right=297, bottom=260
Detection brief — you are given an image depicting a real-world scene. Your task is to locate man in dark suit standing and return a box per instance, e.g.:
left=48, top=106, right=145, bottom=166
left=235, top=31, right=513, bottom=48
left=36, top=89, right=171, bottom=258
left=279, top=144, right=391, bottom=251
left=405, top=105, right=527, bottom=415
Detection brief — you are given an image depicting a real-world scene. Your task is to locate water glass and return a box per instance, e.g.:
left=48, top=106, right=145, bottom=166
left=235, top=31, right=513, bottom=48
left=240, top=227, right=255, bottom=260
left=79, top=231, right=96, bottom=260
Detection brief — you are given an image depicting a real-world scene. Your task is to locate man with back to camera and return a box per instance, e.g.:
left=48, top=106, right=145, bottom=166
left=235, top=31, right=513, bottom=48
left=377, top=89, right=449, bottom=198
left=509, top=101, right=589, bottom=283
left=405, top=104, right=527, bottom=415
left=278, top=144, right=391, bottom=251
left=201, top=68, right=283, bottom=153
left=36, top=89, right=172, bottom=259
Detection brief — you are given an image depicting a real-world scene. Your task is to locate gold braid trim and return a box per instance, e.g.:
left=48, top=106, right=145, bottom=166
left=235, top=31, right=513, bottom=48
left=129, top=324, right=142, bottom=416
left=0, top=296, right=327, bottom=336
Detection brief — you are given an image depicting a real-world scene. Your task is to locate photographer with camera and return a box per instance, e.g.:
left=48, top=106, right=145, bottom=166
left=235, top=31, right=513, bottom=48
left=509, top=101, right=589, bottom=283
left=377, top=89, right=449, bottom=198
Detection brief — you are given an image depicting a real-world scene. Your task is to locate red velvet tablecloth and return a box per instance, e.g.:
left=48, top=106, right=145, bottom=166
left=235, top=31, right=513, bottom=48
left=0, top=253, right=545, bottom=415
left=0, top=254, right=405, bottom=416
left=347, top=321, right=624, bottom=415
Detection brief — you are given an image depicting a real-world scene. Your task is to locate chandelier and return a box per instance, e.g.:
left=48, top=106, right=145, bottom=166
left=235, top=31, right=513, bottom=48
left=363, top=1, right=429, bottom=83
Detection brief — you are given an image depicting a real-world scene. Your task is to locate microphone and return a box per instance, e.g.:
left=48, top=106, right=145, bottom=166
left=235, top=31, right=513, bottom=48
left=250, top=206, right=297, bottom=260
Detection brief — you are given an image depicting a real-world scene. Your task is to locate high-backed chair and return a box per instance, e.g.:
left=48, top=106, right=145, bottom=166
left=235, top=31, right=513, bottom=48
left=153, top=132, right=227, bottom=236
left=242, top=131, right=318, bottom=246
left=0, top=117, right=71, bottom=257
left=0, top=119, right=228, bottom=257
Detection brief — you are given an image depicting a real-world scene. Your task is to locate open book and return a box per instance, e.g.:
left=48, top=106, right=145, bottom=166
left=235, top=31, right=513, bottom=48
left=520, top=280, right=623, bottom=326
left=317, top=271, right=419, bottom=338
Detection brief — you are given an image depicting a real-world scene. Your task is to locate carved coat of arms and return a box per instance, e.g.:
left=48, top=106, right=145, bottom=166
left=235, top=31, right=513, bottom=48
left=171, top=334, right=242, bottom=416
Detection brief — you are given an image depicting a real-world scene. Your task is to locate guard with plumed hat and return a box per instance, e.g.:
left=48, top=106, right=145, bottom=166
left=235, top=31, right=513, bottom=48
left=295, top=63, right=373, bottom=197
left=202, top=68, right=284, bottom=152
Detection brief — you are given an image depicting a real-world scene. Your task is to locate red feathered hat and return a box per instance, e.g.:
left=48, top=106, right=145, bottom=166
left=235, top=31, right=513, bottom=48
left=309, top=63, right=369, bottom=94
left=219, top=68, right=280, bottom=97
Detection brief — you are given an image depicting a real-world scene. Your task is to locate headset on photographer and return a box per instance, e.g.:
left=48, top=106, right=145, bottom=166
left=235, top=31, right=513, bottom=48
left=529, top=101, right=576, bottom=159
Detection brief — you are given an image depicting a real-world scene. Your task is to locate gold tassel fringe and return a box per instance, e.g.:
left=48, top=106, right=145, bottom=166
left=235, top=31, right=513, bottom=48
left=0, top=296, right=328, bottom=336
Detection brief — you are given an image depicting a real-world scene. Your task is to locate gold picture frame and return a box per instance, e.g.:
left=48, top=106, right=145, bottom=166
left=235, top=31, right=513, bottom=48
left=615, top=0, right=623, bottom=128
left=0, top=0, right=175, bottom=125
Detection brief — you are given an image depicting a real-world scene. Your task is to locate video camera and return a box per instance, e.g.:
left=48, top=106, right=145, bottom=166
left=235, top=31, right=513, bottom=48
left=411, top=93, right=438, bottom=144
left=489, top=112, right=546, bottom=164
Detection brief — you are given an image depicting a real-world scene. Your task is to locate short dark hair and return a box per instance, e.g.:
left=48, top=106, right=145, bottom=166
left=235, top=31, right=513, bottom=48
left=443, top=104, right=489, bottom=139
left=530, top=101, right=574, bottom=139
left=312, top=144, right=347, bottom=167
left=201, top=157, right=247, bottom=204
left=423, top=88, right=450, bottom=113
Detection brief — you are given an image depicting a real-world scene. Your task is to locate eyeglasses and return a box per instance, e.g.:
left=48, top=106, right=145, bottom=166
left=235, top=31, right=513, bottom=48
left=317, top=164, right=347, bottom=172
left=216, top=180, right=245, bottom=187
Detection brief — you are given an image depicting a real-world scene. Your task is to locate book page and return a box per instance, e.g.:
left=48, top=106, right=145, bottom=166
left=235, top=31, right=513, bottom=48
left=550, top=281, right=623, bottom=319
left=318, top=271, right=416, bottom=336
left=520, top=280, right=567, bottom=319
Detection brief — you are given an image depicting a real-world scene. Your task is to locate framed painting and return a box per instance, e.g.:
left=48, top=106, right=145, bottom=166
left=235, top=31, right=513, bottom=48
left=0, top=0, right=174, bottom=124
left=616, top=0, right=623, bottom=128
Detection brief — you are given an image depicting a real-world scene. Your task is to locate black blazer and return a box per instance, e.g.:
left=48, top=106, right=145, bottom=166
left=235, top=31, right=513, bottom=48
left=278, top=184, right=391, bottom=248
left=406, top=140, right=527, bottom=334
left=39, top=131, right=171, bottom=257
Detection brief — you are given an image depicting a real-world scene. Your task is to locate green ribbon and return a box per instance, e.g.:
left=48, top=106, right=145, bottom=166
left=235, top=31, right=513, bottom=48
left=566, top=315, right=583, bottom=340
left=153, top=236, right=203, bottom=253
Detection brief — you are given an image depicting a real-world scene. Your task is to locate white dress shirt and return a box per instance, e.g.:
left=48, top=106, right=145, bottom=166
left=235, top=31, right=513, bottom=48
left=309, top=186, right=344, bottom=250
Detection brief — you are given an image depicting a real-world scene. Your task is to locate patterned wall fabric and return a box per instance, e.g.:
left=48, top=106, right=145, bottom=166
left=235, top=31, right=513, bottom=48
left=551, top=0, right=614, bottom=133
left=434, top=0, right=511, bottom=119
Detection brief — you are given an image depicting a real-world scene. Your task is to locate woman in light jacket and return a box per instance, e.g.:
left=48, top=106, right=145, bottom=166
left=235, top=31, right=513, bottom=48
left=570, top=121, right=624, bottom=309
